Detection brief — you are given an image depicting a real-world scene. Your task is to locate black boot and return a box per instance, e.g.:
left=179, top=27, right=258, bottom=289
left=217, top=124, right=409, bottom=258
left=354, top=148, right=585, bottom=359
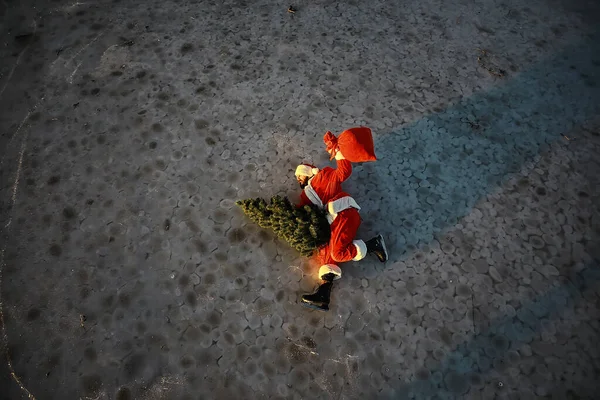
left=300, top=273, right=336, bottom=311
left=365, top=234, right=388, bottom=262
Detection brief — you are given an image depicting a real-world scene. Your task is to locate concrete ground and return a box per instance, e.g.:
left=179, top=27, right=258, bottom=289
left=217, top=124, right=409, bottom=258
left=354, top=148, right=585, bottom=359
left=1, top=0, right=599, bottom=399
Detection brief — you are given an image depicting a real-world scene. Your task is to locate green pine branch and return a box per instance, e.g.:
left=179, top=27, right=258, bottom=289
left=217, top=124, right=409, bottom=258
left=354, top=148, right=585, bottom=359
left=236, top=196, right=331, bottom=257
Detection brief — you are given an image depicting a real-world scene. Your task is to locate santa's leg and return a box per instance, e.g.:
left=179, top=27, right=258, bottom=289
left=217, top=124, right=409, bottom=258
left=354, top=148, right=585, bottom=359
left=300, top=264, right=341, bottom=311
left=300, top=210, right=359, bottom=312
left=329, top=208, right=388, bottom=263
left=300, top=209, right=390, bottom=311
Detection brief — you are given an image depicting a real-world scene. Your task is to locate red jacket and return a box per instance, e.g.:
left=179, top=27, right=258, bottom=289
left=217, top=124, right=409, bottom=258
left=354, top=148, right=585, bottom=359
left=298, top=159, right=352, bottom=207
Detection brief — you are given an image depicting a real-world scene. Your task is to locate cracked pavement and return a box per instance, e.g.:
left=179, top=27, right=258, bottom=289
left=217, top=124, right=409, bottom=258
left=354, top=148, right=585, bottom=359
left=0, top=0, right=599, bottom=399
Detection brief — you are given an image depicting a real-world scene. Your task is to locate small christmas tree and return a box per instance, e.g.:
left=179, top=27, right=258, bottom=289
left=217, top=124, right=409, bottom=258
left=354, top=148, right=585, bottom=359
left=236, top=195, right=331, bottom=257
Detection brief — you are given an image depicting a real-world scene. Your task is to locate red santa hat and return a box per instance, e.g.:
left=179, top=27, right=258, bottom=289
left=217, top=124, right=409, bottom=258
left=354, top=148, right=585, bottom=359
left=295, top=163, right=319, bottom=178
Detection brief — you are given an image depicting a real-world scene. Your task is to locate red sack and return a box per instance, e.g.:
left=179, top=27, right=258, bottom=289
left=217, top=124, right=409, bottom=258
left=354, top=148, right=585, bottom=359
left=323, top=127, right=377, bottom=162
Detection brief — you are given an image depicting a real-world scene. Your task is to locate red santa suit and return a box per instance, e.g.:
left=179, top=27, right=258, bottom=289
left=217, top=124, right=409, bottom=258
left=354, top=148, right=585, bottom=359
left=295, top=159, right=367, bottom=280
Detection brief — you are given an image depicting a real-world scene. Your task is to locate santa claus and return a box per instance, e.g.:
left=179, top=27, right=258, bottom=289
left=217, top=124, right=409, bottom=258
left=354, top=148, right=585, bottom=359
left=294, top=143, right=388, bottom=311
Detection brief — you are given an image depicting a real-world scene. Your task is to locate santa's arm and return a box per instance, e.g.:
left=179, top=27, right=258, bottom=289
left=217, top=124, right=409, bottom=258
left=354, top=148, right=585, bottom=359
left=332, top=157, right=352, bottom=183
left=296, top=191, right=312, bottom=208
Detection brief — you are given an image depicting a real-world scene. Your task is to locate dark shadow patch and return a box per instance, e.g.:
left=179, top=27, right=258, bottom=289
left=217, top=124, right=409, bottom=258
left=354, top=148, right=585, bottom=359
left=236, top=344, right=248, bottom=361
left=234, top=263, right=247, bottom=275
left=181, top=43, right=194, bottom=54
left=47, top=175, right=61, bottom=185
left=26, top=308, right=41, bottom=321
left=136, top=321, right=146, bottom=333
left=228, top=228, right=247, bottom=243
left=45, top=352, right=61, bottom=372
left=275, top=290, right=285, bottom=302
left=223, top=332, right=235, bottom=345
left=258, top=230, right=270, bottom=242
left=186, top=220, right=200, bottom=233
left=178, top=274, right=190, bottom=286
left=123, top=353, right=146, bottom=379
left=185, top=291, right=197, bottom=307
left=184, top=326, right=201, bottom=341
left=193, top=239, right=207, bottom=253
left=227, top=172, right=239, bottom=183
left=84, top=347, right=97, bottom=362
left=102, top=294, right=115, bottom=308
left=49, top=244, right=62, bottom=257
left=80, top=287, right=90, bottom=299
left=262, top=362, right=275, bottom=377
left=207, top=310, right=221, bottom=326
left=118, top=293, right=131, bottom=308
left=195, top=119, right=209, bottom=130
left=63, top=207, right=77, bottom=219
left=180, top=355, right=195, bottom=368
left=203, top=273, right=216, bottom=285
left=415, top=367, right=430, bottom=380
left=308, top=315, right=321, bottom=327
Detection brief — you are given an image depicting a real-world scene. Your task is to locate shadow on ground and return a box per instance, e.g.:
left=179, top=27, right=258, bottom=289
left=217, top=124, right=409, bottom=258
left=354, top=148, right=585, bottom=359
left=385, top=261, right=600, bottom=399
left=347, top=30, right=600, bottom=265
left=337, top=28, right=600, bottom=400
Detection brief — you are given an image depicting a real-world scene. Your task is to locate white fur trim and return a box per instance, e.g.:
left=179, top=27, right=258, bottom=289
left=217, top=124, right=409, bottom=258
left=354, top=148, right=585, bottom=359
left=304, top=180, right=323, bottom=208
left=326, top=196, right=361, bottom=224
left=319, top=264, right=342, bottom=280
left=295, top=164, right=319, bottom=178
left=352, top=240, right=367, bottom=261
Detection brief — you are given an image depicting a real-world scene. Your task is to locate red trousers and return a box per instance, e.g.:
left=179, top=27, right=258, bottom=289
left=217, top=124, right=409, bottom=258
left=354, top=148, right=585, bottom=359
left=318, top=207, right=362, bottom=265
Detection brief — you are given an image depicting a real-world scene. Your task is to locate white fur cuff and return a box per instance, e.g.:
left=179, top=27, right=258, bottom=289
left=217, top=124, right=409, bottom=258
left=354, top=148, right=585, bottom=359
left=352, top=240, right=367, bottom=261
left=319, top=264, right=342, bottom=280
